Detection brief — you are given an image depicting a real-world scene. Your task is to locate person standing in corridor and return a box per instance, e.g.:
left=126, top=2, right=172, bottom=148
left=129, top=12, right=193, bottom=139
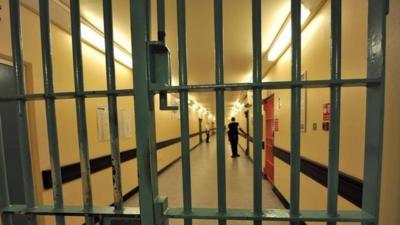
left=228, top=117, right=240, bottom=158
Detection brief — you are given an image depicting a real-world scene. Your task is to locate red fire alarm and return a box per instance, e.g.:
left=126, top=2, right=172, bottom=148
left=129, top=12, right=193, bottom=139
left=322, top=103, right=330, bottom=131
left=274, top=118, right=279, bottom=132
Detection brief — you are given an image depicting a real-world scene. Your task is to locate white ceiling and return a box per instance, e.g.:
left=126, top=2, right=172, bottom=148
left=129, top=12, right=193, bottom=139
left=21, top=0, right=323, bottom=118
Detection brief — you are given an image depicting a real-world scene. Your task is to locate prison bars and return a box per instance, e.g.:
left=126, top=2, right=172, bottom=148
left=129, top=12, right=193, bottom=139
left=130, top=0, right=159, bottom=224
left=214, top=1, right=227, bottom=225
left=70, top=1, right=95, bottom=224
left=38, top=1, right=65, bottom=225
left=0, top=0, right=387, bottom=224
left=290, top=1, right=302, bottom=225
left=327, top=1, right=342, bottom=225
left=362, top=0, right=388, bottom=224
left=103, top=0, right=123, bottom=211
left=252, top=1, right=263, bottom=225
left=177, top=1, right=193, bottom=225
left=0, top=79, right=379, bottom=101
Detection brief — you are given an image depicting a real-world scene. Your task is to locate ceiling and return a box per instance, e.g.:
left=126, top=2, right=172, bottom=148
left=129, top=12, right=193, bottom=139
left=21, top=0, right=323, bottom=119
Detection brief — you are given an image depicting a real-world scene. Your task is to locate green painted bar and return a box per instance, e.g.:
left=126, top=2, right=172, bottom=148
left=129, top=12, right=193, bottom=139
left=164, top=208, right=375, bottom=222
left=38, top=1, right=65, bottom=224
left=8, top=1, right=38, bottom=224
left=251, top=0, right=262, bottom=225
left=148, top=78, right=380, bottom=93
left=157, top=0, right=166, bottom=42
left=2, top=205, right=141, bottom=217
left=214, top=0, right=227, bottom=225
left=290, top=1, right=301, bottom=225
left=130, top=0, right=158, bottom=224
left=0, top=79, right=380, bottom=102
left=0, top=120, right=12, bottom=225
left=177, top=0, right=193, bottom=225
left=362, top=0, right=387, bottom=225
left=69, top=1, right=94, bottom=224
left=245, top=111, right=250, bottom=155
left=327, top=1, right=342, bottom=225
left=103, top=0, right=124, bottom=211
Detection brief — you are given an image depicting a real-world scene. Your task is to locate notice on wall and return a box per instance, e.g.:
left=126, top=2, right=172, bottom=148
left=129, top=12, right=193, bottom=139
left=97, top=106, right=133, bottom=142
left=96, top=106, right=110, bottom=142
left=118, top=108, right=133, bottom=139
left=322, top=103, right=331, bottom=131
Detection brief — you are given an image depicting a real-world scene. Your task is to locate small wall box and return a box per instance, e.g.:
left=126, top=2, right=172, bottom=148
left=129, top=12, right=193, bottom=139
left=322, top=121, right=330, bottom=131
left=148, top=41, right=172, bottom=88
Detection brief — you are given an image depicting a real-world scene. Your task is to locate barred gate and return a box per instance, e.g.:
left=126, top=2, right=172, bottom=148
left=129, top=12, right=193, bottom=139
left=0, top=0, right=387, bottom=225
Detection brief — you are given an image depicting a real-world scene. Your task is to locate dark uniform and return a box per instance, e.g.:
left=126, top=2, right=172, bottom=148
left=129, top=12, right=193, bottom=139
left=228, top=121, right=240, bottom=157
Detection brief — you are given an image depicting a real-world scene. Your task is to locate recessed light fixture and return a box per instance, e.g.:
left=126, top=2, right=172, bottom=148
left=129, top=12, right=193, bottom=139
left=267, top=4, right=311, bottom=62
left=80, top=23, right=133, bottom=68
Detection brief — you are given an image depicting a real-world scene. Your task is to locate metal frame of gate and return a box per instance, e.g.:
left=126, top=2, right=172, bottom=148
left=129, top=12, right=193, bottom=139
left=0, top=0, right=387, bottom=225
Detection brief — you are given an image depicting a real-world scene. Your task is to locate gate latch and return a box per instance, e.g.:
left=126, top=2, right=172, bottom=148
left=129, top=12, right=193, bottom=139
left=148, top=41, right=178, bottom=111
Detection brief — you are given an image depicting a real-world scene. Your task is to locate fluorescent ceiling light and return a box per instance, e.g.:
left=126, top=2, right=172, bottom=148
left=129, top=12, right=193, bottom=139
left=80, top=23, right=133, bottom=68
left=267, top=4, right=311, bottom=62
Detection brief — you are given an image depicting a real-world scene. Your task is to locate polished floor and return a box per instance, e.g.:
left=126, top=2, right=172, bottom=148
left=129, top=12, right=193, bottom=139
left=125, top=137, right=288, bottom=225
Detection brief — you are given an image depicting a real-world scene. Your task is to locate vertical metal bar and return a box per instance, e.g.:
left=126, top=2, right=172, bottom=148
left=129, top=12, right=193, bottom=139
left=69, top=1, right=94, bottom=224
left=130, top=0, right=158, bottom=224
left=362, top=0, right=387, bottom=224
left=252, top=0, right=262, bottom=224
left=157, top=0, right=166, bottom=42
left=177, top=1, right=193, bottom=224
left=199, top=118, right=203, bottom=143
left=38, top=1, right=66, bottom=224
left=214, top=0, right=226, bottom=224
left=8, top=1, right=38, bottom=225
left=327, top=1, right=341, bottom=225
left=290, top=1, right=301, bottom=225
left=103, top=0, right=123, bottom=211
left=245, top=111, right=250, bottom=156
left=0, top=120, right=12, bottom=225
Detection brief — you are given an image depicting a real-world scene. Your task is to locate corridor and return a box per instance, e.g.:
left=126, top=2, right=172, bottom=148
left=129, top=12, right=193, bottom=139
left=125, top=137, right=288, bottom=225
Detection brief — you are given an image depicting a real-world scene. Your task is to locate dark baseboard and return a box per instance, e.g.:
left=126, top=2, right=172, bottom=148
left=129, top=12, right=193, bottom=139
left=110, top=139, right=206, bottom=206
left=238, top=131, right=363, bottom=208
left=273, top=147, right=363, bottom=208
left=271, top=186, right=307, bottom=225
left=42, top=129, right=215, bottom=189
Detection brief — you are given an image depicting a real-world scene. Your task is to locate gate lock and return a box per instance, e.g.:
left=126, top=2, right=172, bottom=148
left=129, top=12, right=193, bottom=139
left=148, top=41, right=178, bottom=111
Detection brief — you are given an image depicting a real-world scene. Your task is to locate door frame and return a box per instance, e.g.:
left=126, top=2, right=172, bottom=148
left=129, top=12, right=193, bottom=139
left=262, top=95, right=274, bottom=184
left=0, top=54, right=43, bottom=210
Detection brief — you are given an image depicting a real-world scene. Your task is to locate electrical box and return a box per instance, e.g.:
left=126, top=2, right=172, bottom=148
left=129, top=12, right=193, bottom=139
left=148, top=41, right=171, bottom=88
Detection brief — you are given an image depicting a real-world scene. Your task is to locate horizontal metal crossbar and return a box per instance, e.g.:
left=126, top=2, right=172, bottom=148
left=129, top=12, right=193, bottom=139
left=0, top=78, right=381, bottom=102
left=151, top=78, right=380, bottom=93
left=1, top=206, right=375, bottom=222
left=164, top=208, right=375, bottom=222
left=0, top=89, right=135, bottom=101
left=1, top=205, right=140, bottom=218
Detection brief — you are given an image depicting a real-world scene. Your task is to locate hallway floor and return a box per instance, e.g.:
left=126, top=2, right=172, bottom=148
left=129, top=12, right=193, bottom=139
left=125, top=137, right=288, bottom=225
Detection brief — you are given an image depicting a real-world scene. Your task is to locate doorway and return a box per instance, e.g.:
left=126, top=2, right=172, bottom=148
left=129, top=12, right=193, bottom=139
left=263, top=95, right=274, bottom=184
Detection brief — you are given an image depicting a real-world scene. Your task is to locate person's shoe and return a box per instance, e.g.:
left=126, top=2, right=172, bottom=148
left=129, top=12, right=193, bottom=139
left=231, top=155, right=237, bottom=158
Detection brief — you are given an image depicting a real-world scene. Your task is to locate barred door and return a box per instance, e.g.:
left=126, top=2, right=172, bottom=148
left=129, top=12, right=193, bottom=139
left=0, top=0, right=387, bottom=225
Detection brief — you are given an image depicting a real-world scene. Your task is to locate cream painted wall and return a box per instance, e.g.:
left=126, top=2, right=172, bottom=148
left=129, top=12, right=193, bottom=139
left=0, top=2, right=207, bottom=225
left=235, top=0, right=399, bottom=224
left=379, top=0, right=400, bottom=224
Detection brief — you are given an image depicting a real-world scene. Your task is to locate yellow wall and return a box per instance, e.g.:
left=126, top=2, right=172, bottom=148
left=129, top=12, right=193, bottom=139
left=0, top=1, right=208, bottom=225
left=236, top=0, right=399, bottom=224
left=379, top=0, right=400, bottom=224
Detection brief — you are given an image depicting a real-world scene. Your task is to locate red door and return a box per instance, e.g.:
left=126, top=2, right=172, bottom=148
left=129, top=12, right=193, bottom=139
left=263, top=96, right=274, bottom=183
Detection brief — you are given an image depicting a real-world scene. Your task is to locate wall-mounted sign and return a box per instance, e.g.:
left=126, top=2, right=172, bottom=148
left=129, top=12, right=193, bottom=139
left=323, top=103, right=330, bottom=121
left=322, top=103, right=330, bottom=131
left=274, top=118, right=279, bottom=132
